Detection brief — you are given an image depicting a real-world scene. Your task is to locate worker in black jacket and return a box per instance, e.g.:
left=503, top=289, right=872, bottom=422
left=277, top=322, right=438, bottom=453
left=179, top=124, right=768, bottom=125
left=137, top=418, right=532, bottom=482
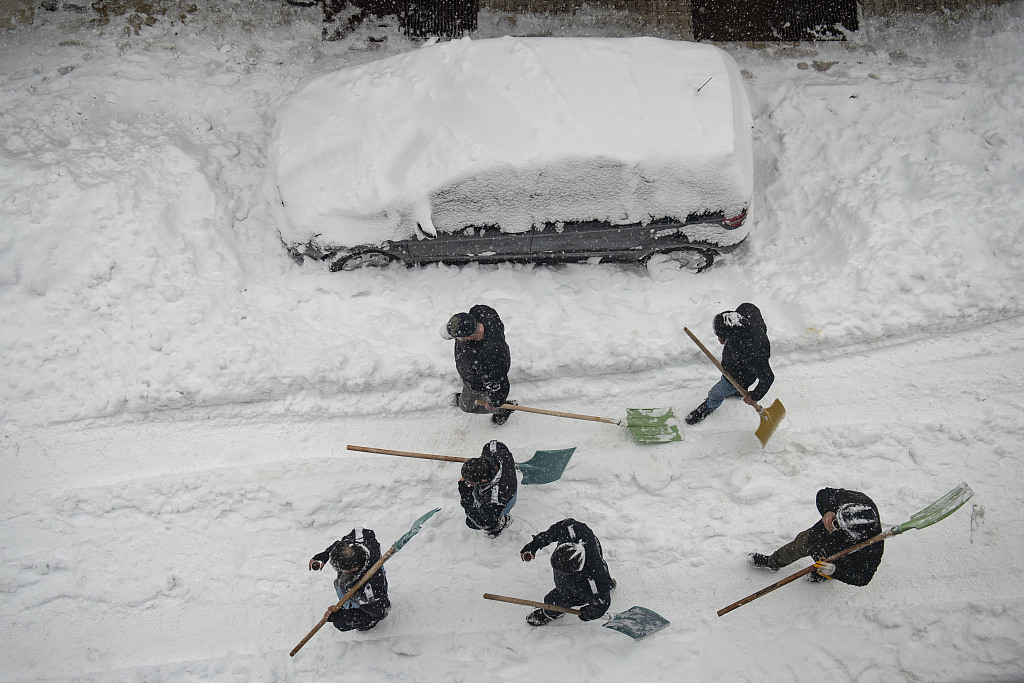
left=519, top=518, right=615, bottom=626
left=459, top=440, right=518, bottom=538
left=308, top=527, right=390, bottom=631
left=748, top=487, right=885, bottom=586
left=441, top=304, right=516, bottom=425
left=686, top=302, right=775, bottom=425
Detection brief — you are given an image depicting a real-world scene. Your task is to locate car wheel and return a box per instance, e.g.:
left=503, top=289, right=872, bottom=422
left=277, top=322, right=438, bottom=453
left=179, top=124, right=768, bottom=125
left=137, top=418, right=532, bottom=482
left=645, top=248, right=714, bottom=274
left=330, top=250, right=399, bottom=271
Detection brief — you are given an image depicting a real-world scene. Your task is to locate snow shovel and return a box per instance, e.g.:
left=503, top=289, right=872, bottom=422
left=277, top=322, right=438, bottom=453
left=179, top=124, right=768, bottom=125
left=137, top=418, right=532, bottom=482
left=717, top=482, right=974, bottom=617
left=346, top=445, right=575, bottom=486
left=477, top=401, right=682, bottom=444
left=684, top=327, right=785, bottom=448
left=290, top=507, right=440, bottom=657
left=483, top=593, right=670, bottom=641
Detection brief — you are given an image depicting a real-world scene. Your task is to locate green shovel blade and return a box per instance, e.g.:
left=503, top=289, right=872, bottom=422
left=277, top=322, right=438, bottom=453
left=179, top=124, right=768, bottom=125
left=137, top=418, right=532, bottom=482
left=625, top=408, right=682, bottom=444
left=602, top=606, right=671, bottom=640
left=897, top=482, right=974, bottom=534
left=394, top=507, right=441, bottom=550
left=516, top=448, right=575, bottom=486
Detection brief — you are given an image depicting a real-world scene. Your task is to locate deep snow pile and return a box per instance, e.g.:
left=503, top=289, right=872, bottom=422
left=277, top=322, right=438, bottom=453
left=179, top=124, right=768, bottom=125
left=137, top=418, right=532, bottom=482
left=267, top=36, right=753, bottom=248
left=2, top=1, right=1024, bottom=682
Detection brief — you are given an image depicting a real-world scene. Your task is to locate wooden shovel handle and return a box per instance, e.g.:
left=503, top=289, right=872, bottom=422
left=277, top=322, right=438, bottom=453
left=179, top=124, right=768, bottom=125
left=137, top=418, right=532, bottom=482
left=483, top=592, right=583, bottom=616
left=291, top=547, right=396, bottom=656
left=476, top=401, right=620, bottom=425
left=347, top=445, right=468, bottom=463
left=683, top=327, right=762, bottom=412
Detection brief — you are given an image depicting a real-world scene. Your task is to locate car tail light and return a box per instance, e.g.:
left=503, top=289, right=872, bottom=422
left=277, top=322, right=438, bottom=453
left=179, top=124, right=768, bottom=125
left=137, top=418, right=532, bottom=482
left=722, top=211, right=747, bottom=228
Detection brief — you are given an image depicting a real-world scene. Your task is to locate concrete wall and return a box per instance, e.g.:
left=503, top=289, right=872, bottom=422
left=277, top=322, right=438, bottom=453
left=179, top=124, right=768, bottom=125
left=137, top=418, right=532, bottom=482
left=1, top=0, right=36, bottom=28
left=859, top=0, right=1008, bottom=14
left=2, top=0, right=1013, bottom=33
left=2, top=0, right=193, bottom=30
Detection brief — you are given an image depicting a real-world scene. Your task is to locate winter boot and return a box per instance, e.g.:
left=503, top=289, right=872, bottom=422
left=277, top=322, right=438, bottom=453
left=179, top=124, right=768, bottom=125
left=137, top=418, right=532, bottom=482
left=491, top=400, right=517, bottom=426
left=526, top=609, right=560, bottom=627
left=685, top=401, right=712, bottom=425
left=806, top=570, right=831, bottom=583
left=486, top=515, right=512, bottom=538
left=747, top=553, right=778, bottom=572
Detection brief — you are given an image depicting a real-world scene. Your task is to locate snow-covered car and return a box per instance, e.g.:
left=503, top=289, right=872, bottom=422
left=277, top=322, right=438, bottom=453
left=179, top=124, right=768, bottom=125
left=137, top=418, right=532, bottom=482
left=265, top=36, right=753, bottom=272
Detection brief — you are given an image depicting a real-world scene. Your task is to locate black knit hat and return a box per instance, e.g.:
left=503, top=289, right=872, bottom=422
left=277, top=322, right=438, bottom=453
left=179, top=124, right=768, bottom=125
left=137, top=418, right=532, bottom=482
left=461, top=457, right=494, bottom=485
left=836, top=503, right=877, bottom=539
left=447, top=313, right=478, bottom=339
left=713, top=310, right=743, bottom=339
left=330, top=542, right=366, bottom=573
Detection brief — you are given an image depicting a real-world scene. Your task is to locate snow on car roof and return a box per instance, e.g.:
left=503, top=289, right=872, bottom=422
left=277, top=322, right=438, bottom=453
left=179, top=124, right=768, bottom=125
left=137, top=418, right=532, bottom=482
left=266, top=36, right=753, bottom=251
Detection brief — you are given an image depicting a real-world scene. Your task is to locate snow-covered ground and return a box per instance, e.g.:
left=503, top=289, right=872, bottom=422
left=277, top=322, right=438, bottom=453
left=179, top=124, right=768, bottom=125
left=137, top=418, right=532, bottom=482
left=2, top=2, right=1024, bottom=681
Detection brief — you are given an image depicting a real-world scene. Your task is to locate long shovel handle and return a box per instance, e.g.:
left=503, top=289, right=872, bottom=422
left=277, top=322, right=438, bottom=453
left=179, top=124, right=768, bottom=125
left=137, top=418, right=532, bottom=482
left=476, top=400, right=621, bottom=425
left=717, top=527, right=899, bottom=617
left=291, top=547, right=397, bottom=656
left=683, top=327, right=763, bottom=412
left=483, top=592, right=584, bottom=617
left=347, top=445, right=468, bottom=463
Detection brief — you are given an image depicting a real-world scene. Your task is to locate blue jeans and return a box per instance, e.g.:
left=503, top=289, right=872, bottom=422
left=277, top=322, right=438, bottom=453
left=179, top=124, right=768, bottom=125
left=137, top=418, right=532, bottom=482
left=501, top=492, right=518, bottom=517
left=705, top=375, right=740, bottom=411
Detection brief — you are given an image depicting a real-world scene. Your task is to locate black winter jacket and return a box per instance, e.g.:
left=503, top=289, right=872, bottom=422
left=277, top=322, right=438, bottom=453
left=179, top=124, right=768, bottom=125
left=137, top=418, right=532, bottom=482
left=521, top=518, right=613, bottom=620
left=454, top=304, right=511, bottom=406
left=312, top=527, right=391, bottom=623
left=719, top=302, right=774, bottom=402
left=808, top=488, right=884, bottom=586
left=459, top=440, right=518, bottom=530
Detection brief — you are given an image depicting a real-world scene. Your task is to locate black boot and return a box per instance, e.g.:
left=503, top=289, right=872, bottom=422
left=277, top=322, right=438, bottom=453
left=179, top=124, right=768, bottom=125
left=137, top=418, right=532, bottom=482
left=491, top=400, right=517, bottom=425
left=685, top=401, right=712, bottom=425
left=486, top=515, right=512, bottom=538
left=747, top=553, right=778, bottom=572
left=526, top=608, right=560, bottom=626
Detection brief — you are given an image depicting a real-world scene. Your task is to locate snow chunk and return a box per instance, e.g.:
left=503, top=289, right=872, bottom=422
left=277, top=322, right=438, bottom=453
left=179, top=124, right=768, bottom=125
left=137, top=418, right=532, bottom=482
left=266, top=36, right=753, bottom=252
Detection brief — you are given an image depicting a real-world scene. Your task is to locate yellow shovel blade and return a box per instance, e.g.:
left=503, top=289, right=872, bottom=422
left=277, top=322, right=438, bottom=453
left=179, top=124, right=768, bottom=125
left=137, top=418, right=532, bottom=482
left=755, top=399, right=786, bottom=448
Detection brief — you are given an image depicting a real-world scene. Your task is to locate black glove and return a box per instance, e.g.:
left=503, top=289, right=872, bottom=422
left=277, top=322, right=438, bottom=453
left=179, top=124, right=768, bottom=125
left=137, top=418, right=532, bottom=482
left=578, top=602, right=605, bottom=622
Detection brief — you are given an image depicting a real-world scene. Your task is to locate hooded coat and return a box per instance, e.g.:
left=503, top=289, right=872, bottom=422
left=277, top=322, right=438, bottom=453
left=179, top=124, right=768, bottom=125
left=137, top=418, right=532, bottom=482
left=312, top=527, right=391, bottom=628
left=459, top=440, right=518, bottom=531
left=520, top=518, right=614, bottom=620
left=808, top=488, right=885, bottom=586
left=716, top=302, right=774, bottom=402
left=453, top=304, right=511, bottom=407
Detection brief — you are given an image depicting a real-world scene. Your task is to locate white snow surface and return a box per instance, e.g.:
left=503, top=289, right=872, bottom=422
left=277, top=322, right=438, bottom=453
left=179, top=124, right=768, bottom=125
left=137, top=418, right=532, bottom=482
left=3, top=2, right=1024, bottom=682
left=267, top=36, right=753, bottom=247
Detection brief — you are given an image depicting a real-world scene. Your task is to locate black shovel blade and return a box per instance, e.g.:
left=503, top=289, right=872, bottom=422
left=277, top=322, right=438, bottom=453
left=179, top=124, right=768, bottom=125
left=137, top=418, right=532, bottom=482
left=602, top=606, right=670, bottom=640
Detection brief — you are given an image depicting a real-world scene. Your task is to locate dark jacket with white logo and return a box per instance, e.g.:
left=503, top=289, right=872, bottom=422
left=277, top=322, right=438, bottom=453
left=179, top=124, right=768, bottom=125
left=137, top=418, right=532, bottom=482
left=453, top=304, right=511, bottom=406
left=459, top=440, right=518, bottom=530
left=808, top=488, right=884, bottom=586
left=521, top=518, right=613, bottom=620
left=719, top=302, right=774, bottom=402
left=312, top=527, right=391, bottom=622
